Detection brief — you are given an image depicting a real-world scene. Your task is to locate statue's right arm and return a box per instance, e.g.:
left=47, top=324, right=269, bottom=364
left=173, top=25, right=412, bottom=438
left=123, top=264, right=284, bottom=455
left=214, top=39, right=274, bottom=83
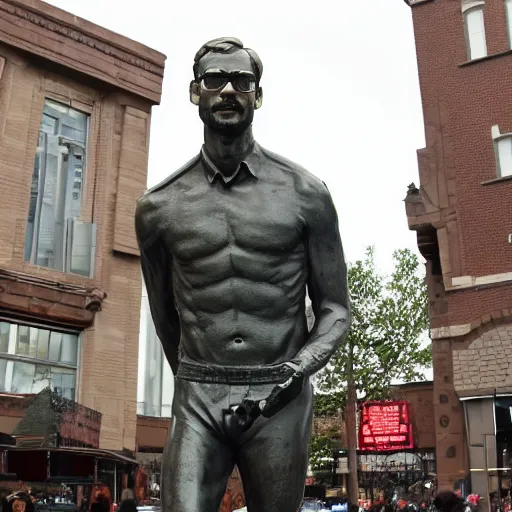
left=135, top=194, right=181, bottom=374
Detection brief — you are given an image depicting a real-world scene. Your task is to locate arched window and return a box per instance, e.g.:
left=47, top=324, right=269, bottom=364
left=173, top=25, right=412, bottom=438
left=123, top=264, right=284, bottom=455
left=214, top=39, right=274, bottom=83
left=462, top=1, right=487, bottom=60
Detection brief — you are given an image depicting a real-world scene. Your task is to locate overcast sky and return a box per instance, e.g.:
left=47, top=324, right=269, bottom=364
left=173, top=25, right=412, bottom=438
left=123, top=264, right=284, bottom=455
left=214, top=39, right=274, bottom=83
left=48, top=0, right=425, bottom=272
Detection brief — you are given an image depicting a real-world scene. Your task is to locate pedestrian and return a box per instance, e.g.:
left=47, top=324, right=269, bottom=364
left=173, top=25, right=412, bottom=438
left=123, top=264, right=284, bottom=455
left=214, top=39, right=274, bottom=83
left=384, top=499, right=394, bottom=512
left=4, top=492, right=34, bottom=512
left=117, top=490, right=136, bottom=512
left=434, top=491, right=468, bottom=512
left=90, top=495, right=109, bottom=512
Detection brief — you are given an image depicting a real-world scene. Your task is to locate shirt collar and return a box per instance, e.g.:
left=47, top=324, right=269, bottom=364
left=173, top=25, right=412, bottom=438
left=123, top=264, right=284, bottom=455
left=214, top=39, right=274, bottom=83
left=201, top=143, right=262, bottom=184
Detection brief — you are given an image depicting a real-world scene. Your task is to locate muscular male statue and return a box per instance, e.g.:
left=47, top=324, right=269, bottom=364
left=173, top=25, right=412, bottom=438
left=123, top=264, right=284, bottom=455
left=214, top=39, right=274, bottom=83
left=135, top=37, right=350, bottom=512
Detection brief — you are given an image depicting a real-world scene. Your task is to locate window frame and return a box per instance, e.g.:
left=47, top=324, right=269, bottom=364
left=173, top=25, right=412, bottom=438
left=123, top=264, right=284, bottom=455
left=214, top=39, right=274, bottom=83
left=506, top=0, right=512, bottom=48
left=0, top=319, right=81, bottom=400
left=18, top=78, right=102, bottom=284
left=463, top=3, right=488, bottom=60
left=492, top=125, right=512, bottom=178
left=42, top=93, right=97, bottom=246
left=25, top=97, right=98, bottom=277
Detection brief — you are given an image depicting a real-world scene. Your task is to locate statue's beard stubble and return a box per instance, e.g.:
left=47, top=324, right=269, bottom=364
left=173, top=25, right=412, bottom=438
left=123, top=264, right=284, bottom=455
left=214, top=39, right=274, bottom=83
left=199, top=104, right=254, bottom=136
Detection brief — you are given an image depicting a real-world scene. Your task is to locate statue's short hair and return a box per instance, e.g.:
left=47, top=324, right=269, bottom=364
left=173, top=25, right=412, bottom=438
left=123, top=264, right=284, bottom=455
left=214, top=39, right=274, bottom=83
left=193, top=37, right=263, bottom=83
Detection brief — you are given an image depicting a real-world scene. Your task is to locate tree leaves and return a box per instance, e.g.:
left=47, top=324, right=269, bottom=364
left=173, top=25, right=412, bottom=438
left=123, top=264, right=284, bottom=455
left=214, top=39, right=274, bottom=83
left=314, top=247, right=429, bottom=405
left=309, top=247, right=430, bottom=469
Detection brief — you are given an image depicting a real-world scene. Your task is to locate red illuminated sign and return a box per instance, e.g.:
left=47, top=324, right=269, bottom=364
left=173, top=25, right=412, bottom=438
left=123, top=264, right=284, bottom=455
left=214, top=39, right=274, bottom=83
left=358, top=401, right=413, bottom=452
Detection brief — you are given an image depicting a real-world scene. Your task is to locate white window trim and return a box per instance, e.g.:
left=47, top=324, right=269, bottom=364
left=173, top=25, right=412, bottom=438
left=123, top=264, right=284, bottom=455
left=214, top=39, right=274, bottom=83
left=506, top=0, right=512, bottom=48
left=492, top=124, right=512, bottom=177
left=461, top=0, right=485, bottom=14
left=0, top=352, right=77, bottom=371
left=463, top=3, right=487, bottom=60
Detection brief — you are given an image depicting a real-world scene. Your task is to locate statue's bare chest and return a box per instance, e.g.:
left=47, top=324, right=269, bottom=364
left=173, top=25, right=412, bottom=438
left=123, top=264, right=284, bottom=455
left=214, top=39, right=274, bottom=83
left=162, top=173, right=303, bottom=262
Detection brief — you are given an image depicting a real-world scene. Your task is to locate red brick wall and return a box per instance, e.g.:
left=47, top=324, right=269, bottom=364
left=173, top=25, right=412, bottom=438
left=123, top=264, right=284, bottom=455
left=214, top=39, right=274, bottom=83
left=407, top=0, right=512, bottom=491
left=392, top=382, right=436, bottom=450
left=411, top=1, right=512, bottom=281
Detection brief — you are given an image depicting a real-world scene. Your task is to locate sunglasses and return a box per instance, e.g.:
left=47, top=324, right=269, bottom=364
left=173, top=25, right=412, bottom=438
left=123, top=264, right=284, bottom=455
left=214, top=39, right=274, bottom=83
left=198, top=72, right=256, bottom=93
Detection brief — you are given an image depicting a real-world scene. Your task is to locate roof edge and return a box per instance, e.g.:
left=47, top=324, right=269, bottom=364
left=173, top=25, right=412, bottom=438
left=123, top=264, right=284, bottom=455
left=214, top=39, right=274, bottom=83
left=0, top=0, right=166, bottom=103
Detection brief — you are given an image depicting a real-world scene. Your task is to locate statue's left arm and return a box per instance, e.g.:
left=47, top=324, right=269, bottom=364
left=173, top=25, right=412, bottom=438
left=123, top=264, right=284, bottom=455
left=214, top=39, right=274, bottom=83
left=261, top=181, right=350, bottom=418
left=295, top=181, right=351, bottom=376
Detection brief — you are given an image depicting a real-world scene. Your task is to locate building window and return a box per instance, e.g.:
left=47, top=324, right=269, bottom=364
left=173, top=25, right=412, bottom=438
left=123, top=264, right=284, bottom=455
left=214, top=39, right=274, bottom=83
left=137, top=291, right=174, bottom=418
left=463, top=4, right=487, bottom=60
left=496, top=397, right=512, bottom=469
left=25, top=99, right=96, bottom=277
left=492, top=125, right=512, bottom=178
left=506, top=0, right=512, bottom=47
left=0, top=321, right=79, bottom=400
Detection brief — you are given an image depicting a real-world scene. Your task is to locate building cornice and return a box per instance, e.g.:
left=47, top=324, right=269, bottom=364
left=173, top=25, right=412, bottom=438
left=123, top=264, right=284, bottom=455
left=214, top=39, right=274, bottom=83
left=0, top=0, right=166, bottom=104
left=0, top=268, right=106, bottom=329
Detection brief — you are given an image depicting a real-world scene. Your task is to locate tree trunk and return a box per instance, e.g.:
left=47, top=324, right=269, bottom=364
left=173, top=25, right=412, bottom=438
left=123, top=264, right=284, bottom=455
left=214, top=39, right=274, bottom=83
left=346, top=341, right=359, bottom=507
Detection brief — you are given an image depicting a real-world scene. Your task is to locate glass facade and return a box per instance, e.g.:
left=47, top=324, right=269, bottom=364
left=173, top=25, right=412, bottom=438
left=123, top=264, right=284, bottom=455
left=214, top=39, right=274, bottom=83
left=0, top=321, right=79, bottom=400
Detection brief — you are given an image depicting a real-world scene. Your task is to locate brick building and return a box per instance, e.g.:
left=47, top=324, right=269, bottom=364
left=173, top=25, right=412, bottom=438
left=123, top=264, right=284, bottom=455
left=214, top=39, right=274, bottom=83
left=404, top=0, right=512, bottom=502
left=0, top=0, right=164, bottom=461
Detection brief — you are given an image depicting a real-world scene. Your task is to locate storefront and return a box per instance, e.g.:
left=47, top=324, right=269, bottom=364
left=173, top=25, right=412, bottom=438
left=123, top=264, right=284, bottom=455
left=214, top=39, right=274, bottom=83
left=357, top=398, right=437, bottom=505
left=0, top=445, right=137, bottom=505
left=462, top=395, right=512, bottom=512
left=0, top=388, right=137, bottom=506
left=358, top=451, right=436, bottom=502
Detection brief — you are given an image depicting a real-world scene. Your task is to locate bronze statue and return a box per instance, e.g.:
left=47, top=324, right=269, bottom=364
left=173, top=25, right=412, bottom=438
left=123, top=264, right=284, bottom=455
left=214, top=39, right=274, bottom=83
left=135, top=37, right=350, bottom=512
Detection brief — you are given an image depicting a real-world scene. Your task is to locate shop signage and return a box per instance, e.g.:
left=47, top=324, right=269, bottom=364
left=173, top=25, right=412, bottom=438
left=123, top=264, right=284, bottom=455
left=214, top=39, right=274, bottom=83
left=359, top=401, right=413, bottom=452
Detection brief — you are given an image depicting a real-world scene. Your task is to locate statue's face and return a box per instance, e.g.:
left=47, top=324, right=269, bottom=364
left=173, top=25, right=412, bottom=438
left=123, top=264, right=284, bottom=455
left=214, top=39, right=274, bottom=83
left=191, top=50, right=262, bottom=134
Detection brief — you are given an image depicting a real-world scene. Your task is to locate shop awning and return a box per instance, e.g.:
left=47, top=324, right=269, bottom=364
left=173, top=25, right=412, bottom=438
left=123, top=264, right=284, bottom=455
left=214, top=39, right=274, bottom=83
left=0, top=445, right=138, bottom=465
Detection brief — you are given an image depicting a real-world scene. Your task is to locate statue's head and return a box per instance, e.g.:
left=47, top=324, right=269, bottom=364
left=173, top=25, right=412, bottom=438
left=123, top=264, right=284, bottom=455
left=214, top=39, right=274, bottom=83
left=190, top=37, right=263, bottom=135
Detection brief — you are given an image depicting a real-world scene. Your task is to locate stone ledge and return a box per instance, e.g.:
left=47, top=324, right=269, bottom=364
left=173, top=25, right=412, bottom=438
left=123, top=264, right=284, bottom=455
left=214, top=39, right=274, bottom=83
left=432, top=311, right=512, bottom=342
left=432, top=324, right=472, bottom=340
left=481, top=174, right=512, bottom=186
left=449, top=272, right=512, bottom=291
left=0, top=267, right=106, bottom=328
left=0, top=0, right=165, bottom=103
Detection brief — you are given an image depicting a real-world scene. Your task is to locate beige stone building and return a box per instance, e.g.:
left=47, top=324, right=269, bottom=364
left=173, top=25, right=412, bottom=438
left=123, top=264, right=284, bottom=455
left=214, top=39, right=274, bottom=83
left=0, top=0, right=165, bottom=455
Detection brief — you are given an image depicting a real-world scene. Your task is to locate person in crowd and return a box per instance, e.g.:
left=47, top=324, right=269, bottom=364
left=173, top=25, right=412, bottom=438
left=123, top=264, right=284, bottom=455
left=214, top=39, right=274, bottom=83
left=434, top=491, right=469, bottom=512
left=4, top=492, right=34, bottom=512
left=79, top=497, right=89, bottom=512
left=117, top=490, right=137, bottom=512
left=90, top=495, right=109, bottom=512
left=384, top=499, right=394, bottom=512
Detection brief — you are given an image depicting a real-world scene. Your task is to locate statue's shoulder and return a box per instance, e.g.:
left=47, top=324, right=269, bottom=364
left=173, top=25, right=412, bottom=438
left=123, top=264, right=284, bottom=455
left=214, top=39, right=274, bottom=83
left=135, top=153, right=201, bottom=230
left=258, top=145, right=328, bottom=197
left=143, top=153, right=201, bottom=198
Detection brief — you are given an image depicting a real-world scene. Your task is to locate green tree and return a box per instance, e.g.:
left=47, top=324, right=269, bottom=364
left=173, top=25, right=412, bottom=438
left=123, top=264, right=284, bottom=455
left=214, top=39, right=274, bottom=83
left=309, top=247, right=430, bottom=471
